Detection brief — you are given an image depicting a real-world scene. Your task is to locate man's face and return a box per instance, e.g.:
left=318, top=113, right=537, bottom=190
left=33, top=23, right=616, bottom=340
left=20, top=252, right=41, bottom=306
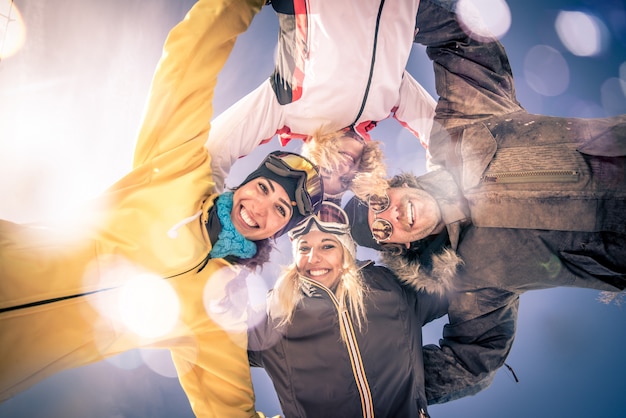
left=367, top=185, right=443, bottom=246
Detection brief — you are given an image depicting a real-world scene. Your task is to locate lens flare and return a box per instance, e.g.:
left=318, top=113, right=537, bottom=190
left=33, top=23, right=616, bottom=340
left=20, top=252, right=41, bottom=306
left=601, top=77, right=626, bottom=116
left=457, top=0, right=511, bottom=40
left=540, top=254, right=562, bottom=279
left=523, top=45, right=570, bottom=97
left=0, top=0, right=26, bottom=59
left=555, top=11, right=606, bottom=57
left=104, top=349, right=144, bottom=371
left=203, top=267, right=270, bottom=342
left=118, top=273, right=181, bottom=339
left=140, top=348, right=180, bottom=378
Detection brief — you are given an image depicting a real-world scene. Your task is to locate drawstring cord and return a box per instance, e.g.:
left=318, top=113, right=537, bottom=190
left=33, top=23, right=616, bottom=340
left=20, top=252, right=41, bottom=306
left=167, top=210, right=202, bottom=238
left=504, top=363, right=519, bottom=383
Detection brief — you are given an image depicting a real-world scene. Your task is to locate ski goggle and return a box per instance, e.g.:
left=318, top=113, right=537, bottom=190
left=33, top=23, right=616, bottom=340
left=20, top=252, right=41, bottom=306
left=289, top=201, right=350, bottom=239
left=265, top=152, right=324, bottom=217
left=368, top=192, right=394, bottom=242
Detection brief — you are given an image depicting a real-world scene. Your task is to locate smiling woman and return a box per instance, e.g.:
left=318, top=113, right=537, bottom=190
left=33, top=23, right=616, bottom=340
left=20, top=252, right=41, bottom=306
left=247, top=201, right=448, bottom=417
left=233, top=177, right=293, bottom=239
left=294, top=229, right=345, bottom=288
left=233, top=150, right=323, bottom=240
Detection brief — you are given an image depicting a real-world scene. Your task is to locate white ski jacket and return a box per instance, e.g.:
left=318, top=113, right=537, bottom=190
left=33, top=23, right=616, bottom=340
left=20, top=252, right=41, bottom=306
left=207, top=0, right=436, bottom=191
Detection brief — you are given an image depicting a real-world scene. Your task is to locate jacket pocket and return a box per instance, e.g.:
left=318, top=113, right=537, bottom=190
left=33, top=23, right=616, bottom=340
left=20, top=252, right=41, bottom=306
left=481, top=170, right=580, bottom=184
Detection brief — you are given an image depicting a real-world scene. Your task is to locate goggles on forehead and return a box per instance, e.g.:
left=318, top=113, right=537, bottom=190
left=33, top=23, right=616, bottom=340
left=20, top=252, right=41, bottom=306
left=265, top=152, right=323, bottom=217
left=368, top=192, right=394, bottom=243
left=289, top=201, right=350, bottom=239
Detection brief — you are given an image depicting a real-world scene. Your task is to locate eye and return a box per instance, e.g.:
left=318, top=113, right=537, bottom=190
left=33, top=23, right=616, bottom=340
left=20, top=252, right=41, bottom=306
left=298, top=246, right=311, bottom=254
left=258, top=181, right=268, bottom=194
left=322, top=244, right=337, bottom=250
left=275, top=204, right=287, bottom=218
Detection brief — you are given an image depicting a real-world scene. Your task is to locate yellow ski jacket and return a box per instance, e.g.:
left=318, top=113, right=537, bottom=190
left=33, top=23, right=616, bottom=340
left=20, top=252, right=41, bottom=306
left=0, top=0, right=267, bottom=416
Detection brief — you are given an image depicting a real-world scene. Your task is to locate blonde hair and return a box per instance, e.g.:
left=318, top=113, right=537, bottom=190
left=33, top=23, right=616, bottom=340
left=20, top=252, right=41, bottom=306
left=301, top=129, right=389, bottom=199
left=268, top=240, right=368, bottom=345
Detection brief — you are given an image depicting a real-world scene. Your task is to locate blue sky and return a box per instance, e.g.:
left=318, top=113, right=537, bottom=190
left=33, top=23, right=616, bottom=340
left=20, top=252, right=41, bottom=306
left=0, top=0, right=625, bottom=417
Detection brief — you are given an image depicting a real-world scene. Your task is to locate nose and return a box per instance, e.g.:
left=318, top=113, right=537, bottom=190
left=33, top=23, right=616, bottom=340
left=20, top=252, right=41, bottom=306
left=250, top=200, right=269, bottom=218
left=381, top=205, right=400, bottom=224
left=307, top=248, right=321, bottom=263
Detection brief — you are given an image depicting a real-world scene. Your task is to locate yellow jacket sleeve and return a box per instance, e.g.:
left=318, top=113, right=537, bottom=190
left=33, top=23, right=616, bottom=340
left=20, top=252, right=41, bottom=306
left=171, top=324, right=259, bottom=418
left=135, top=0, right=265, bottom=416
left=132, top=0, right=264, bottom=169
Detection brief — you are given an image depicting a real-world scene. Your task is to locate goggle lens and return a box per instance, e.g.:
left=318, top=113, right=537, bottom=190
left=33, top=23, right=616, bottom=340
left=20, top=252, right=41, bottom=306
left=265, top=152, right=323, bottom=216
left=318, top=202, right=348, bottom=225
left=289, top=201, right=349, bottom=239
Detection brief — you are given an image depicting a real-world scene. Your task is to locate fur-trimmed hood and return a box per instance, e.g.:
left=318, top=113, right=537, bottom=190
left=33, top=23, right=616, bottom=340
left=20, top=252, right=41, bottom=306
left=380, top=170, right=470, bottom=296
left=380, top=241, right=463, bottom=296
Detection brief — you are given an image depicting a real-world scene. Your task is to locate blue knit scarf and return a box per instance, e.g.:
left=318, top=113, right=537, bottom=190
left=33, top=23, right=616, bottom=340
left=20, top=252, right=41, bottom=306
left=209, top=192, right=257, bottom=259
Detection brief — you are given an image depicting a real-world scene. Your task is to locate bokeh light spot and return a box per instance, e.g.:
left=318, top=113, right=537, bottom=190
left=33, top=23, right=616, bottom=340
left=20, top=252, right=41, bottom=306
left=118, top=273, right=180, bottom=339
left=555, top=11, right=604, bottom=57
left=457, top=0, right=511, bottom=40
left=540, top=254, right=562, bottom=279
left=104, top=349, right=144, bottom=371
left=203, top=267, right=270, bottom=343
left=523, top=45, right=570, bottom=97
left=140, top=349, right=180, bottom=378
left=84, top=256, right=146, bottom=322
left=601, top=77, right=626, bottom=116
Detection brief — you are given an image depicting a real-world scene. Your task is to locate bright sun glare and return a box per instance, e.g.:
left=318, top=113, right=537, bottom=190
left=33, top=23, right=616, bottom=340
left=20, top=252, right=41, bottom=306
left=0, top=0, right=25, bottom=59
left=118, top=273, right=181, bottom=339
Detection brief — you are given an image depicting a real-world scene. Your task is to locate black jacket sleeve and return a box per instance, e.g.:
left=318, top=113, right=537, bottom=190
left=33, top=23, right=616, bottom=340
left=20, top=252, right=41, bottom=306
left=423, top=289, right=519, bottom=404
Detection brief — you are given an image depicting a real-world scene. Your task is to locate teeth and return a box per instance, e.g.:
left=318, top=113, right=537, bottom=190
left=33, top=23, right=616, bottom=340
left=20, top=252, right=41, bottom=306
left=240, top=207, right=258, bottom=228
left=309, top=269, right=329, bottom=277
left=339, top=151, right=355, bottom=164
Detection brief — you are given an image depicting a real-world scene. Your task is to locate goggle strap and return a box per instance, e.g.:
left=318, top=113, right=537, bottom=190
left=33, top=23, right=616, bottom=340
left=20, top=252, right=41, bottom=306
left=264, top=161, right=306, bottom=180
left=295, top=175, right=313, bottom=215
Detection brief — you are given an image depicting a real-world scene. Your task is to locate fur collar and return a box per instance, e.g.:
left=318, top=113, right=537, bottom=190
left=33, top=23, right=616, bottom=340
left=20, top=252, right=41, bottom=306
left=380, top=245, right=463, bottom=296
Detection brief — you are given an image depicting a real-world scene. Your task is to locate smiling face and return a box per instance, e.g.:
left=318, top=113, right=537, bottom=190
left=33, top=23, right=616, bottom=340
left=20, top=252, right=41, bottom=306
left=295, top=230, right=344, bottom=289
left=231, top=177, right=294, bottom=241
left=368, top=185, right=444, bottom=245
left=321, top=134, right=366, bottom=196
